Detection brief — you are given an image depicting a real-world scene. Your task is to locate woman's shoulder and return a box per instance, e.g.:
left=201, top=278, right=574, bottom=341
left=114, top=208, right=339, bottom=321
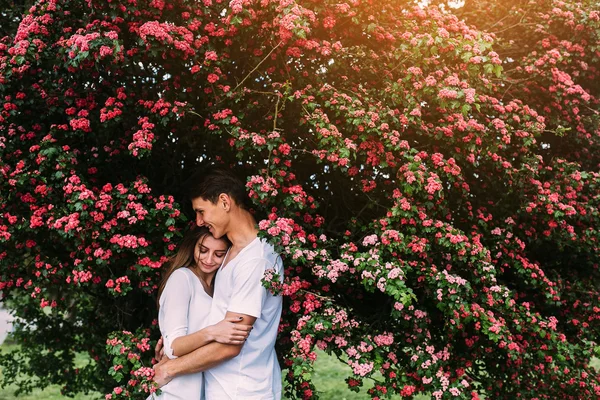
left=165, top=267, right=194, bottom=287
left=159, top=268, right=194, bottom=305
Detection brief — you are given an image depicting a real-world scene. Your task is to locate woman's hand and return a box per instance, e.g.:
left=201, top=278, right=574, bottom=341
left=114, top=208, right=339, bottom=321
left=154, top=337, right=165, bottom=362
left=208, top=316, right=252, bottom=345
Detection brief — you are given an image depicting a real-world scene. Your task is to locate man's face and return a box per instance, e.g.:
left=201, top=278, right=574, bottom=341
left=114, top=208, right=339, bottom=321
left=191, top=196, right=228, bottom=239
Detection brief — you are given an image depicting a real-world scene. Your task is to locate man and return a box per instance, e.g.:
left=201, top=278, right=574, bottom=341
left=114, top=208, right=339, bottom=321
left=154, top=169, right=284, bottom=400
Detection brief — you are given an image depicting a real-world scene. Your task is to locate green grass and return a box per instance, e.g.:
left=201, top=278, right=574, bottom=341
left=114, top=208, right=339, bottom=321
left=0, top=385, right=98, bottom=400
left=312, top=351, right=430, bottom=400
left=0, top=342, right=101, bottom=400
left=313, top=350, right=380, bottom=399
left=313, top=350, right=394, bottom=400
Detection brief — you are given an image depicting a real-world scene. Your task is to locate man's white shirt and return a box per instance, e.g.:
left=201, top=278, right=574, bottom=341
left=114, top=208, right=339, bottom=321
left=205, top=237, right=283, bottom=400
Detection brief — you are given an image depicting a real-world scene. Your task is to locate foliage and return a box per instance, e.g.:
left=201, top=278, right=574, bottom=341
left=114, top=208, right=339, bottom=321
left=1, top=0, right=599, bottom=399
left=105, top=329, right=159, bottom=399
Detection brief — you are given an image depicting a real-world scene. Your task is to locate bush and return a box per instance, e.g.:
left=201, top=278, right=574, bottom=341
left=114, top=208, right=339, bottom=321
left=0, top=0, right=599, bottom=398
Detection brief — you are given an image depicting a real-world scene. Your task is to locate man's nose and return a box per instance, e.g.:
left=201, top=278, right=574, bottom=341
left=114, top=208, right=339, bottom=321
left=196, top=214, right=204, bottom=226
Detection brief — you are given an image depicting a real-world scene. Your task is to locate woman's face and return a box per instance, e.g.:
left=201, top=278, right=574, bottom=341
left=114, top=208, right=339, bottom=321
left=194, top=234, right=229, bottom=275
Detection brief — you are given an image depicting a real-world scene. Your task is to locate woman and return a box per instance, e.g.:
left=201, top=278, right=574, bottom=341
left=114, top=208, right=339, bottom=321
left=150, top=226, right=250, bottom=400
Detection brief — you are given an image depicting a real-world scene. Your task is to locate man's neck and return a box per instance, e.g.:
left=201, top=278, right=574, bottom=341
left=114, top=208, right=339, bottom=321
left=226, top=210, right=258, bottom=250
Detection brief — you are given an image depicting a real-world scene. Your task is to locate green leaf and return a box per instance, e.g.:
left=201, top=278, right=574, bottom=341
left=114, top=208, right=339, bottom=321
left=493, top=64, right=503, bottom=78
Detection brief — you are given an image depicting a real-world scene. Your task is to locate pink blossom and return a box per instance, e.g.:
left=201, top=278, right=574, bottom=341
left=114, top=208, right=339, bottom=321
left=362, top=234, right=379, bottom=246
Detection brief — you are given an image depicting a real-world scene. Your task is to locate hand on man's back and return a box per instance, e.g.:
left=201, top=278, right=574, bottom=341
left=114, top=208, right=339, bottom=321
left=154, top=336, right=165, bottom=362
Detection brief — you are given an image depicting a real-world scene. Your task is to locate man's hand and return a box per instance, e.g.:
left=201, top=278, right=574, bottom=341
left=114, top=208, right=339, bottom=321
left=208, top=316, right=252, bottom=345
left=154, top=337, right=165, bottom=362
left=152, top=358, right=173, bottom=388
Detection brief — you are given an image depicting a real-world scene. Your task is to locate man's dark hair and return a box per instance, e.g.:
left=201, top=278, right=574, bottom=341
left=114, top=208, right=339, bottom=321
left=187, top=168, right=250, bottom=209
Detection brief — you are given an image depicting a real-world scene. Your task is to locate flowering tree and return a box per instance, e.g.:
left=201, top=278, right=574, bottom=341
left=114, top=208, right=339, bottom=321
left=1, top=0, right=599, bottom=398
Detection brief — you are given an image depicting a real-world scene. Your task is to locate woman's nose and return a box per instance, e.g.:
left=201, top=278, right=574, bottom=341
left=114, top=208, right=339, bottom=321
left=205, top=252, right=216, bottom=264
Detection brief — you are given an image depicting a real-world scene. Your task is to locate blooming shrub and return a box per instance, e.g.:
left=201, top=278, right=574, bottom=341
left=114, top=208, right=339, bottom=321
left=0, top=0, right=599, bottom=399
left=105, top=329, right=159, bottom=399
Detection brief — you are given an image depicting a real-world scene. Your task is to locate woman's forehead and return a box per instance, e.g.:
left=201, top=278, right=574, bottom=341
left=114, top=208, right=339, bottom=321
left=197, top=235, right=228, bottom=248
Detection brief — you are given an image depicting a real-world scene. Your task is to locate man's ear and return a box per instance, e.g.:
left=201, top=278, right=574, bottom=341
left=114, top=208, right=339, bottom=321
left=219, top=193, right=231, bottom=211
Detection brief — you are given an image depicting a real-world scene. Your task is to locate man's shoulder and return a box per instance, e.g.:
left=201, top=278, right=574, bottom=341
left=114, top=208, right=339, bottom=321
left=239, top=237, right=277, bottom=259
left=228, top=239, right=281, bottom=274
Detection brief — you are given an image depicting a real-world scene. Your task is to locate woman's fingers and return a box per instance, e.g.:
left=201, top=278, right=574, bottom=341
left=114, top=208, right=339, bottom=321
left=154, top=337, right=164, bottom=360
left=232, top=333, right=249, bottom=340
left=212, top=319, right=252, bottom=345
left=233, top=324, right=252, bottom=332
left=223, top=317, right=253, bottom=331
left=228, top=332, right=249, bottom=341
left=229, top=332, right=247, bottom=340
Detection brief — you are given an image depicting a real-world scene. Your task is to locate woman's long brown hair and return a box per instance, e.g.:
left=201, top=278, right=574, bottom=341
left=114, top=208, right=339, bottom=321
left=156, top=226, right=228, bottom=308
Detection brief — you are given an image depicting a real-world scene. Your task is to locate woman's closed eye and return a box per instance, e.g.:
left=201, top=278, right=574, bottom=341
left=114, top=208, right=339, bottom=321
left=199, top=246, right=227, bottom=258
left=203, top=251, right=227, bottom=258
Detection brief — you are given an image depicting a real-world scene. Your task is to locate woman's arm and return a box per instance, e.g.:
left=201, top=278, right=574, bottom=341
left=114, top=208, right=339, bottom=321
left=154, top=312, right=257, bottom=387
left=159, top=269, right=194, bottom=359
left=159, top=270, right=252, bottom=358
left=169, top=316, right=252, bottom=357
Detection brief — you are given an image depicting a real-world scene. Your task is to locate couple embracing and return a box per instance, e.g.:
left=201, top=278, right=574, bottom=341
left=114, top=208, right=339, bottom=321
left=151, top=169, right=283, bottom=400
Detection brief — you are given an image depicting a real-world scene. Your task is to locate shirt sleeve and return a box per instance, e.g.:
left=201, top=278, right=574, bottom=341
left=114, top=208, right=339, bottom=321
left=158, top=269, right=192, bottom=359
left=227, top=257, right=270, bottom=318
